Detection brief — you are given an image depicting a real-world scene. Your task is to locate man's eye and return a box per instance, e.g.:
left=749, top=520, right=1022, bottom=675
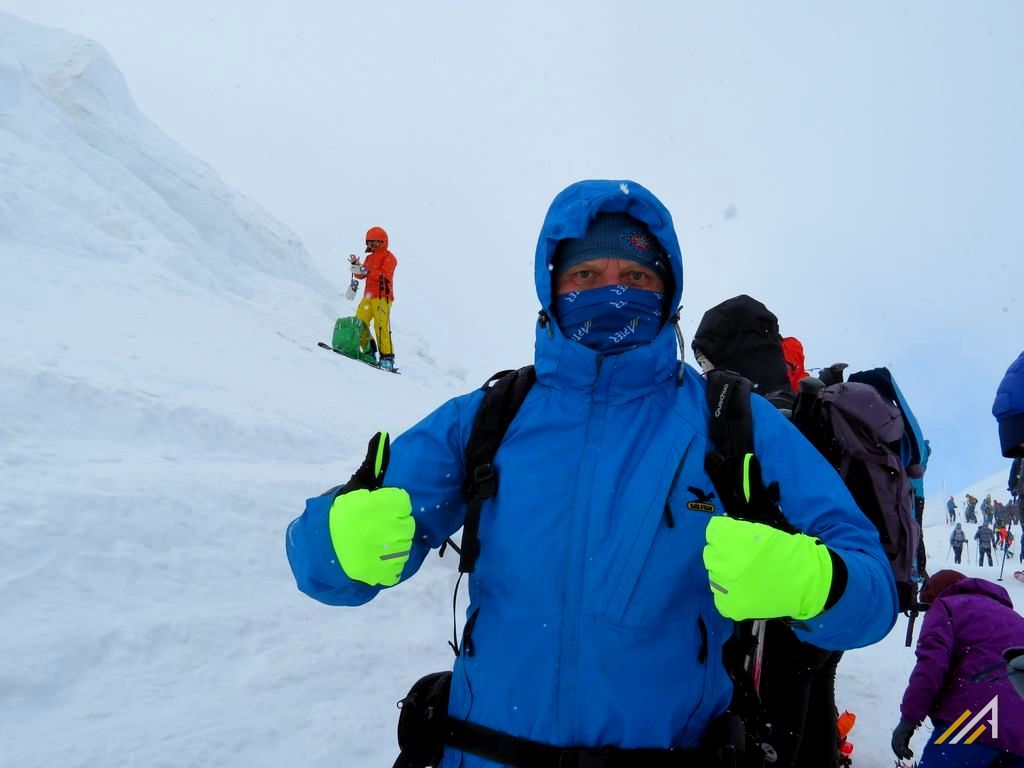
left=629, top=272, right=646, bottom=281
left=575, top=270, right=593, bottom=279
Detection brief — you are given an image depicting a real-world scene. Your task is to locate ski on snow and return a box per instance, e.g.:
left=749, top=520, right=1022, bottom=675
left=317, top=342, right=400, bottom=374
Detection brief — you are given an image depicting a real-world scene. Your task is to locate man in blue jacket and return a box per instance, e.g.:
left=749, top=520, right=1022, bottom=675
left=286, top=180, right=898, bottom=767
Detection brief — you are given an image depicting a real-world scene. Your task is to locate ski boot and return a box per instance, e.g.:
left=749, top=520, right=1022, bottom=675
left=379, top=355, right=396, bottom=372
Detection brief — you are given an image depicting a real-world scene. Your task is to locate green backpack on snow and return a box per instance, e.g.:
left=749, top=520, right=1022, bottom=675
left=332, top=317, right=377, bottom=364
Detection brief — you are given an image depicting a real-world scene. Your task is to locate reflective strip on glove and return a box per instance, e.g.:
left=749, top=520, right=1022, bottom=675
left=703, top=516, right=833, bottom=621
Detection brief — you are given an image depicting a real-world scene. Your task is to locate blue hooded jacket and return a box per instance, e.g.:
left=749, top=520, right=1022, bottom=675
left=286, top=180, right=897, bottom=763
left=994, top=351, right=1024, bottom=458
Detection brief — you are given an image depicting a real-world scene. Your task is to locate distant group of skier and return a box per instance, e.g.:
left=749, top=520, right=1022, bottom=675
left=290, top=181, right=1024, bottom=767
left=945, top=469, right=1024, bottom=571
left=947, top=492, right=1021, bottom=528
left=950, top=519, right=1019, bottom=567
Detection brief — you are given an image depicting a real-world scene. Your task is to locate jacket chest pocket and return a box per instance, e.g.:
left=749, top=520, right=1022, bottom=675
left=600, top=434, right=714, bottom=627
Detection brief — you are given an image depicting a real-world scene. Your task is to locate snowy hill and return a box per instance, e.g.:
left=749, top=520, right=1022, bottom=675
left=1, top=14, right=466, bottom=768
left=3, top=13, right=1022, bottom=768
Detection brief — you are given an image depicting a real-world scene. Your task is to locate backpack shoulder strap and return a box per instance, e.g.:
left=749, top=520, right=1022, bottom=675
left=704, top=370, right=793, bottom=532
left=458, top=365, right=536, bottom=574
left=705, top=371, right=789, bottom=763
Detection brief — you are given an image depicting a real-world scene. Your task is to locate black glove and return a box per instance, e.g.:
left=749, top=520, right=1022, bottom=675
left=891, top=719, right=917, bottom=760
left=320, top=431, right=390, bottom=496
left=346, top=431, right=391, bottom=491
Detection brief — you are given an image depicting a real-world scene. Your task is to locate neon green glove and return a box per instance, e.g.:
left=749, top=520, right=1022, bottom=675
left=329, top=488, right=414, bottom=586
left=702, top=516, right=834, bottom=621
left=328, top=432, right=415, bottom=587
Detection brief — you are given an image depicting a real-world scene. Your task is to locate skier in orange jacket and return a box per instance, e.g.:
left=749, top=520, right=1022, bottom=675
left=349, top=226, right=397, bottom=370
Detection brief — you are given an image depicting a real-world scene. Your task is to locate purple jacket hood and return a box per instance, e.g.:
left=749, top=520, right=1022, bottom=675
left=940, top=577, right=1014, bottom=607
left=901, top=578, right=1024, bottom=756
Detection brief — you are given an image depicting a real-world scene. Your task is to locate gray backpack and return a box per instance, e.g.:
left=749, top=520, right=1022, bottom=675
left=790, top=379, right=920, bottom=612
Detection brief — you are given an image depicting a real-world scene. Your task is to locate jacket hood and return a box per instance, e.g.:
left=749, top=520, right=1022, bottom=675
left=534, top=180, right=683, bottom=319
left=920, top=568, right=966, bottom=604
left=691, top=295, right=790, bottom=395
left=365, top=226, right=389, bottom=251
left=937, top=577, right=1014, bottom=609
left=994, top=351, right=1024, bottom=457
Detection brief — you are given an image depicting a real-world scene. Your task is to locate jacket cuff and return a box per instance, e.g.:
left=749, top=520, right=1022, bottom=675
left=823, top=548, right=848, bottom=611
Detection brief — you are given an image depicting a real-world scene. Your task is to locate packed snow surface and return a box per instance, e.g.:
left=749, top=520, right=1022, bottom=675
left=2, top=13, right=1020, bottom=768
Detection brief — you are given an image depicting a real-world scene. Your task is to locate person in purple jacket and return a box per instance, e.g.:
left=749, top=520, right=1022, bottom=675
left=891, top=569, right=1024, bottom=767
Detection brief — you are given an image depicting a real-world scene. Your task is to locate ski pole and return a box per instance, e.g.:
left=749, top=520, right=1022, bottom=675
left=945, top=544, right=951, bottom=562
left=998, top=538, right=1011, bottom=581
left=384, top=278, right=394, bottom=356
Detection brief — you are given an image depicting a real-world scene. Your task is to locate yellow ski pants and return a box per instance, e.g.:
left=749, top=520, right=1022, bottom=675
left=355, top=297, right=394, bottom=356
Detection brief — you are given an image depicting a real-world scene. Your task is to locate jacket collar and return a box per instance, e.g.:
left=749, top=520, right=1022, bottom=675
left=534, top=318, right=681, bottom=401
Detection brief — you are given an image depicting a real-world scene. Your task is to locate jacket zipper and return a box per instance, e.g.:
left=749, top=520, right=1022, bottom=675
left=559, top=351, right=605, bottom=742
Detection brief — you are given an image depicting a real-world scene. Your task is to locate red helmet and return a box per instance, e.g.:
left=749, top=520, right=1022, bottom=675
left=365, top=227, right=388, bottom=252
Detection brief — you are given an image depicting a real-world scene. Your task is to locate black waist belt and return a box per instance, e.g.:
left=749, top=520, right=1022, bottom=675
left=444, top=716, right=713, bottom=768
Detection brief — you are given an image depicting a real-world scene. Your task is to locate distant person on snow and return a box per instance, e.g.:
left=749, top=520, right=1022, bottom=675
left=949, top=523, right=966, bottom=564
left=996, top=525, right=1014, bottom=556
left=946, top=496, right=957, bottom=524
left=965, top=494, right=979, bottom=523
left=1008, top=458, right=1023, bottom=527
left=285, top=180, right=898, bottom=768
left=995, top=499, right=1008, bottom=529
left=981, top=493, right=994, bottom=525
left=348, top=226, right=397, bottom=371
left=891, top=569, right=1024, bottom=767
left=975, top=522, right=995, bottom=567
left=962, top=495, right=978, bottom=528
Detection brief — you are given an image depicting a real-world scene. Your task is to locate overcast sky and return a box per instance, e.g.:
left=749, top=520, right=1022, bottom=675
left=4, top=1, right=1022, bottom=494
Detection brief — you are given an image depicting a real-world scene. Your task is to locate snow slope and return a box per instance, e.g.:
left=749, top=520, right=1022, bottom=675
left=0, top=13, right=467, bottom=768
left=2, top=14, right=1021, bottom=768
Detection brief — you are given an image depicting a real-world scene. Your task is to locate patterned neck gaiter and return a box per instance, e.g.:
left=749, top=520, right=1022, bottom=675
left=554, top=285, right=665, bottom=355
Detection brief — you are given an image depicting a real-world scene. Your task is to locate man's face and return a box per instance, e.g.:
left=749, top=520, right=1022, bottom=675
left=555, top=258, right=665, bottom=296
left=365, top=239, right=384, bottom=253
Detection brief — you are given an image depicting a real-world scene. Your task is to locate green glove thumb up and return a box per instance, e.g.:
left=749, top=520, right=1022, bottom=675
left=328, top=432, right=414, bottom=587
left=703, top=516, right=835, bottom=621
